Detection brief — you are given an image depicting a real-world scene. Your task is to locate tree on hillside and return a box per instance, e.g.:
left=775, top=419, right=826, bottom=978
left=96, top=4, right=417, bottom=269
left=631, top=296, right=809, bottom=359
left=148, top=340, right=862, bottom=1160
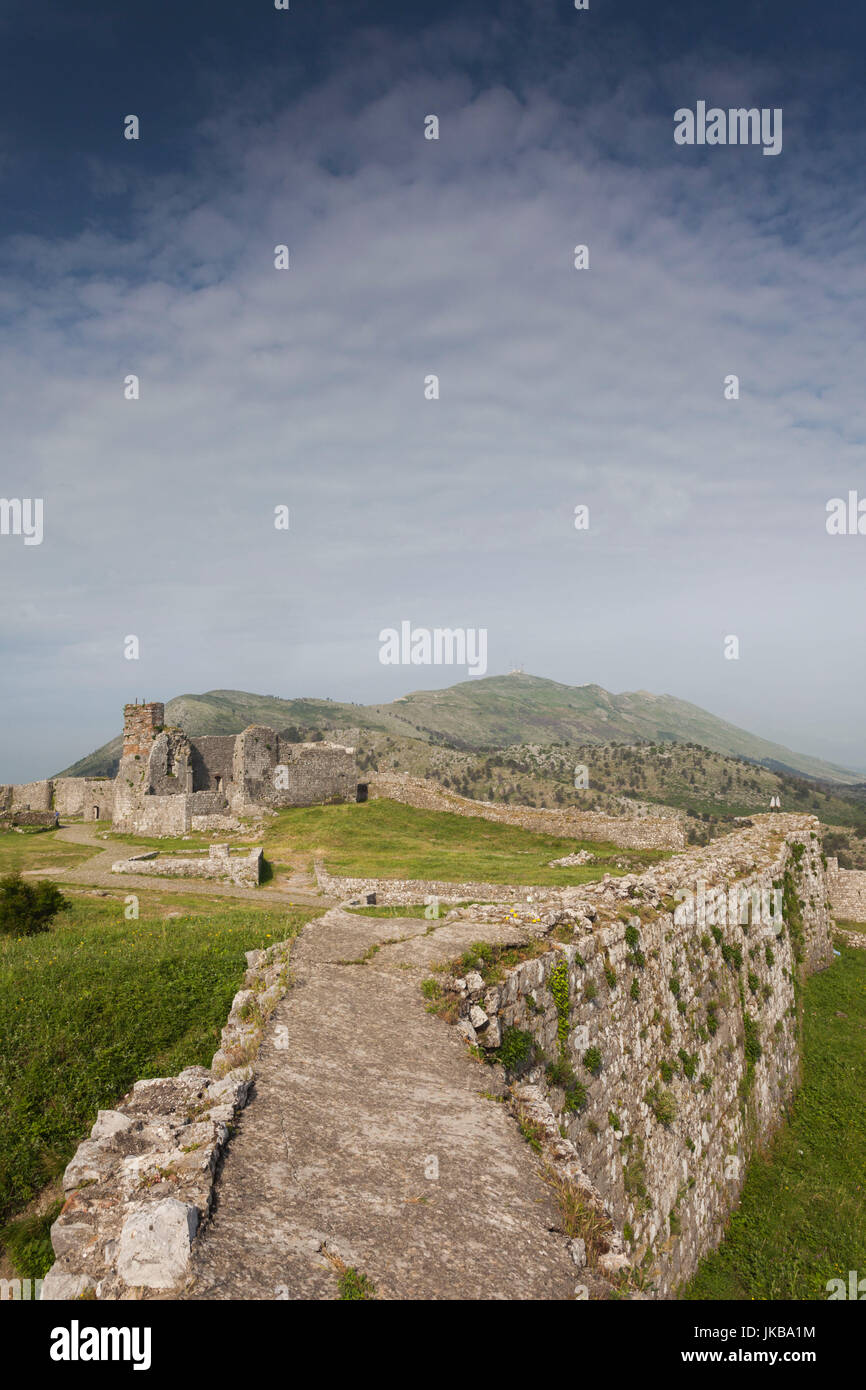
left=0, top=873, right=70, bottom=937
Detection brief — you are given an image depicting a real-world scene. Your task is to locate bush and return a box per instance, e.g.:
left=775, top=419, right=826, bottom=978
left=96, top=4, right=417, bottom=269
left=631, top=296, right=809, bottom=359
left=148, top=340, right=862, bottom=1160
left=645, top=1083, right=677, bottom=1127
left=0, top=873, right=69, bottom=937
left=497, top=1026, right=535, bottom=1074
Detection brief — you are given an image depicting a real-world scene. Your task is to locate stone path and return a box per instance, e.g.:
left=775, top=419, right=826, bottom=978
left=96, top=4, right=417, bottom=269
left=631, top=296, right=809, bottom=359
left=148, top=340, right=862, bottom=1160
left=182, top=906, right=579, bottom=1300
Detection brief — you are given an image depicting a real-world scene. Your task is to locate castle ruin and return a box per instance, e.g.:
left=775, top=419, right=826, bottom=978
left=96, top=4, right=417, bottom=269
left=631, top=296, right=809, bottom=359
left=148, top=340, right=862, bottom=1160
left=0, top=701, right=364, bottom=837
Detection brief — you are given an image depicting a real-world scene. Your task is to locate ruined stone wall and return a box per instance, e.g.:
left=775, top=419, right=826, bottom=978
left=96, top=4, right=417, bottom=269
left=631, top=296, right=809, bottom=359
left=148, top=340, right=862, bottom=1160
left=116, top=795, right=190, bottom=838
left=274, top=740, right=357, bottom=806
left=2, top=779, right=54, bottom=811
left=229, top=728, right=357, bottom=811
left=230, top=725, right=279, bottom=810
left=122, top=702, right=165, bottom=758
left=145, top=730, right=193, bottom=795
left=186, top=791, right=226, bottom=815
left=189, top=736, right=236, bottom=792
left=111, top=845, right=262, bottom=888
left=826, top=857, right=866, bottom=922
left=446, top=815, right=832, bottom=1297
left=369, top=773, right=685, bottom=850
left=0, top=809, right=58, bottom=828
left=53, top=778, right=116, bottom=820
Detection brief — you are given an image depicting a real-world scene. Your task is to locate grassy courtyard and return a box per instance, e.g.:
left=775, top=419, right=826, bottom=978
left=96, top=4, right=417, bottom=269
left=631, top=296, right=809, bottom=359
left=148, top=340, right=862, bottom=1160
left=0, top=828, right=101, bottom=876
left=262, top=798, right=669, bottom=886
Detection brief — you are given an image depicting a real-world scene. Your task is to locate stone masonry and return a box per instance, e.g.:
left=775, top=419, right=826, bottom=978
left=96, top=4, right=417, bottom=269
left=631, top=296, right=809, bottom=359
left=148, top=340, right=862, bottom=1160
left=369, top=772, right=685, bottom=850
left=826, top=856, right=866, bottom=922
left=435, top=814, right=833, bottom=1296
left=111, top=845, right=264, bottom=888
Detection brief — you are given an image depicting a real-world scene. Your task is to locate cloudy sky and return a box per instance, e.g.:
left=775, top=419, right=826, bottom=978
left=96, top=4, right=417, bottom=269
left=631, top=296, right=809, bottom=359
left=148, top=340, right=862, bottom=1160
left=1, top=0, right=865, bottom=780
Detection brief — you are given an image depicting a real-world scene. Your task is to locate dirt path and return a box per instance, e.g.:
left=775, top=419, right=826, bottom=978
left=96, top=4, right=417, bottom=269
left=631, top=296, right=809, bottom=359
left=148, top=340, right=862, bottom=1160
left=39, top=823, right=331, bottom=909
left=182, top=906, right=578, bottom=1301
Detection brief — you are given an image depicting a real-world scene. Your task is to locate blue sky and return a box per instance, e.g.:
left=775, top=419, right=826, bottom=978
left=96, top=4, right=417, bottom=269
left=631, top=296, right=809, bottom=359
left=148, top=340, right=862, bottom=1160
left=1, top=0, right=865, bottom=779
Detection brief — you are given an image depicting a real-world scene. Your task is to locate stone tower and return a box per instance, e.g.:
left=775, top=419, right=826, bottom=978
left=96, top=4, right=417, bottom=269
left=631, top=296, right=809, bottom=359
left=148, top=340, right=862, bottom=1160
left=122, top=702, right=165, bottom=759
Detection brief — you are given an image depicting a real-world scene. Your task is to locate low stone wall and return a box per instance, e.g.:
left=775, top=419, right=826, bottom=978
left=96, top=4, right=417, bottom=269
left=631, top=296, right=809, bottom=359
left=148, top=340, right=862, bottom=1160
left=437, top=814, right=832, bottom=1297
left=369, top=772, right=685, bottom=850
left=0, top=809, right=58, bottom=828
left=111, top=845, right=263, bottom=888
left=313, top=862, right=593, bottom=907
left=41, top=938, right=294, bottom=1299
left=826, top=857, right=866, bottom=922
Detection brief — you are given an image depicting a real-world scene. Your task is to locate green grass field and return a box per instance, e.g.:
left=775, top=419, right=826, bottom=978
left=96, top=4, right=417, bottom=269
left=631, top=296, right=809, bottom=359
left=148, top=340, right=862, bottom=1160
left=0, top=888, right=317, bottom=1230
left=262, top=799, right=669, bottom=886
left=681, top=940, right=866, bottom=1300
left=0, top=829, right=101, bottom=876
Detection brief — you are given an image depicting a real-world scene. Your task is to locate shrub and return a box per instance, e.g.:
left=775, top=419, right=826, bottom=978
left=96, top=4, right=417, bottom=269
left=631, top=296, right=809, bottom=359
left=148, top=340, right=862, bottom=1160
left=678, top=1048, right=698, bottom=1080
left=645, top=1083, right=677, bottom=1127
left=497, top=1026, right=535, bottom=1074
left=0, top=873, right=69, bottom=937
left=583, top=1046, right=602, bottom=1075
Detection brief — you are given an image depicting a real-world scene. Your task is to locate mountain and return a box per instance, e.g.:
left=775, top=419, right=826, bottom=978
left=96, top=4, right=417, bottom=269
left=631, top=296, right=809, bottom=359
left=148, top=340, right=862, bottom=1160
left=56, top=674, right=861, bottom=784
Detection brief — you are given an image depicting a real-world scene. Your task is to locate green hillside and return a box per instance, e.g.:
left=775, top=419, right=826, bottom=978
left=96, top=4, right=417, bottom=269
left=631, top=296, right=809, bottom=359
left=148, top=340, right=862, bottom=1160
left=56, top=674, right=861, bottom=785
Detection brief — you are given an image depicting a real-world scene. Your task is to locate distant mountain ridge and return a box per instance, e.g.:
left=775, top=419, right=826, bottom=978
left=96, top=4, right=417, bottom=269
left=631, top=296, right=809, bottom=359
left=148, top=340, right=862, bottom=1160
left=56, top=674, right=861, bottom=785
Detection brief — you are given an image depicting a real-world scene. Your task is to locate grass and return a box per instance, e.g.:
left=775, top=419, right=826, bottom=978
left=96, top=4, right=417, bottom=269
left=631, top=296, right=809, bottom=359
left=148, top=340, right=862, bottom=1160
left=0, top=829, right=101, bottom=876
left=836, top=919, right=866, bottom=936
left=262, top=799, right=668, bottom=886
left=680, top=941, right=866, bottom=1300
left=0, top=887, right=317, bottom=1232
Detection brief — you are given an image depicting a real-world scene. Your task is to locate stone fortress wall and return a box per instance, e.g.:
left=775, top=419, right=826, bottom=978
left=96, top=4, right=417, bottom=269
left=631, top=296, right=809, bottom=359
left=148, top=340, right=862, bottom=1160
left=369, top=771, right=686, bottom=850
left=826, top=856, right=866, bottom=922
left=441, top=814, right=833, bottom=1296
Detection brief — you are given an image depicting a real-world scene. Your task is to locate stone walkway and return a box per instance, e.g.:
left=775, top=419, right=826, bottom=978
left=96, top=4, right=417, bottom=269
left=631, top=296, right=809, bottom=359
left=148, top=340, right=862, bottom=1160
left=182, top=907, right=578, bottom=1301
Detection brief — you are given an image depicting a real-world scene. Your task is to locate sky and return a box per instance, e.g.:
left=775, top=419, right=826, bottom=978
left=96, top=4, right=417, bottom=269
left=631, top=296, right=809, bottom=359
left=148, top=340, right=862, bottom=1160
left=1, top=0, right=865, bottom=780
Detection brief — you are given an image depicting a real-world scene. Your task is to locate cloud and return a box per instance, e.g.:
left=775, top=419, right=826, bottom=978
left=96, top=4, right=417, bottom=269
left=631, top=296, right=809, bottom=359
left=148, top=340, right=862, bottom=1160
left=1, top=10, right=865, bottom=776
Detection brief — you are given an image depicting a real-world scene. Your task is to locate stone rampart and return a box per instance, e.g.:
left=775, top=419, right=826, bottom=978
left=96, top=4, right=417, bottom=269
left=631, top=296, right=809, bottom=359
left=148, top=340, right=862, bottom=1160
left=369, top=772, right=685, bottom=850
left=437, top=814, right=832, bottom=1296
left=826, top=857, right=866, bottom=922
